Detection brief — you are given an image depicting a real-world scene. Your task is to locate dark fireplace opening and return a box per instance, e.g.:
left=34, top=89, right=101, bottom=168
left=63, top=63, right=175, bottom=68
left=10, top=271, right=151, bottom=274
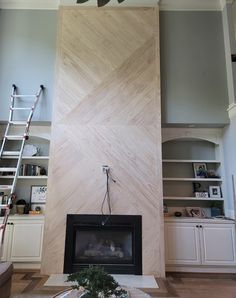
left=64, top=215, right=142, bottom=275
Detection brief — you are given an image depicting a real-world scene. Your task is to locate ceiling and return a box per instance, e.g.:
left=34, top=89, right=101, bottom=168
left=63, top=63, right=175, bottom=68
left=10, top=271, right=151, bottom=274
left=0, top=0, right=232, bottom=10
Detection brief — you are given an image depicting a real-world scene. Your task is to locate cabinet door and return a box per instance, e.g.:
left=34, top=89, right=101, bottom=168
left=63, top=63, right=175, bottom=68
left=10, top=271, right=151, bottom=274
left=165, top=223, right=201, bottom=265
left=200, top=224, right=236, bottom=265
left=0, top=224, right=11, bottom=261
left=9, top=222, right=44, bottom=262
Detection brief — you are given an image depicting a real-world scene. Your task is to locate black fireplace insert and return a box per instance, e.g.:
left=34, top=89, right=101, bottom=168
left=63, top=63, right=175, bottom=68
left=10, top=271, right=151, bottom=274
left=64, top=214, right=142, bottom=274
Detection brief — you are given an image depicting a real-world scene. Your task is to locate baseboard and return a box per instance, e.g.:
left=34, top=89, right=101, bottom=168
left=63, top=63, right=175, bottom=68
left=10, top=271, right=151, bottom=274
left=12, top=263, right=41, bottom=270
left=166, top=265, right=236, bottom=273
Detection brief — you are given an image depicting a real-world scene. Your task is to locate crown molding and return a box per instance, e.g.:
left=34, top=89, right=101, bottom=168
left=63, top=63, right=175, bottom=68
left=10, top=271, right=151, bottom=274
left=0, top=0, right=231, bottom=10
left=0, top=0, right=159, bottom=9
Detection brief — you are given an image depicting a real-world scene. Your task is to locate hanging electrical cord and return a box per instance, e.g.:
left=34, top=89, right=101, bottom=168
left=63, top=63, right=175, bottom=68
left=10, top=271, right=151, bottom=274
left=101, top=166, right=116, bottom=225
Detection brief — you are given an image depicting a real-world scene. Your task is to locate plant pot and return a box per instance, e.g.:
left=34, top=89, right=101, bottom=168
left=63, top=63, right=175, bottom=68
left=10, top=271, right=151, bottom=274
left=79, top=293, right=91, bottom=298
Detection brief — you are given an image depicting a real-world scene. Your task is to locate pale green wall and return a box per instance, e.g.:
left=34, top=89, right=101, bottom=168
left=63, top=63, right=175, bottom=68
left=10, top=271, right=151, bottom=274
left=160, top=11, right=229, bottom=125
left=0, top=10, right=57, bottom=122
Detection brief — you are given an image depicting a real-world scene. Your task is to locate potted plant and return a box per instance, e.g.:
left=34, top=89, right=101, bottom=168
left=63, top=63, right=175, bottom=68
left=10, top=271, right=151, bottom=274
left=67, top=266, right=128, bottom=298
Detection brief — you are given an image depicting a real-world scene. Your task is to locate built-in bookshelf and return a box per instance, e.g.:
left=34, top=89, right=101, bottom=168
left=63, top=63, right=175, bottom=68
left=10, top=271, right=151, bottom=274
left=162, top=128, right=226, bottom=217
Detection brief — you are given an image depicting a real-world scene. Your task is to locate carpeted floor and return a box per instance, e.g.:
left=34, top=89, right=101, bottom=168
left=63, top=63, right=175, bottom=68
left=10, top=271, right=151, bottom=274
left=10, top=270, right=236, bottom=298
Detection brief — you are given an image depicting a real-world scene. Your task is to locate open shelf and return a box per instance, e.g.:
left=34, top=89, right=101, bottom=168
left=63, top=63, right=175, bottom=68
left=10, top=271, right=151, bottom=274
left=1, top=156, right=49, bottom=160
left=0, top=176, right=48, bottom=179
left=164, top=196, right=224, bottom=201
left=163, top=159, right=221, bottom=163
left=163, top=178, right=222, bottom=182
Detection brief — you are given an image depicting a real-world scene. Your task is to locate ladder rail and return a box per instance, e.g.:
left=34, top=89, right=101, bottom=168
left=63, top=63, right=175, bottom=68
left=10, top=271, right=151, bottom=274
left=0, top=85, right=17, bottom=157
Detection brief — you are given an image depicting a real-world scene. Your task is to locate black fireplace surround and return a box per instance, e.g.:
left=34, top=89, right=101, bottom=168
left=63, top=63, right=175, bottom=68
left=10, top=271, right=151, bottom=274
left=64, top=214, right=142, bottom=275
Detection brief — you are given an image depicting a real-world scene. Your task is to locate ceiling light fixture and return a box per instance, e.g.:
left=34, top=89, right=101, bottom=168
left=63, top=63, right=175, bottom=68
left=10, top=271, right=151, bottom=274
left=77, top=0, right=126, bottom=7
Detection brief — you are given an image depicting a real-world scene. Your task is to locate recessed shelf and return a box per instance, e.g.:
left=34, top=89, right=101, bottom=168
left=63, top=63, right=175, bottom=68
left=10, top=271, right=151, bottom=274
left=164, top=196, right=224, bottom=201
left=1, top=156, right=49, bottom=160
left=162, top=159, right=221, bottom=163
left=0, top=176, right=48, bottom=179
left=163, top=178, right=222, bottom=182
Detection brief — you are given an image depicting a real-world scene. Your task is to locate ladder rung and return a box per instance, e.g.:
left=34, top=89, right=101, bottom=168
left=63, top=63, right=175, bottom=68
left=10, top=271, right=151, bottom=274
left=5, top=135, right=24, bottom=140
left=2, top=151, right=20, bottom=156
left=9, top=121, right=28, bottom=125
left=0, top=185, right=12, bottom=190
left=11, top=95, right=36, bottom=98
left=0, top=168, right=17, bottom=172
left=0, top=205, right=10, bottom=210
left=11, top=107, right=32, bottom=111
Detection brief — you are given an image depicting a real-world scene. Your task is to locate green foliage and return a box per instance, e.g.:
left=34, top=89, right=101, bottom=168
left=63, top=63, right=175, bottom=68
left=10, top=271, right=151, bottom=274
left=67, top=266, right=127, bottom=298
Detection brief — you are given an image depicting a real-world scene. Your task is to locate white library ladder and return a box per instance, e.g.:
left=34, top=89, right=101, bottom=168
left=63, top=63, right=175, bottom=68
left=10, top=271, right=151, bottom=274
left=0, top=84, right=44, bottom=258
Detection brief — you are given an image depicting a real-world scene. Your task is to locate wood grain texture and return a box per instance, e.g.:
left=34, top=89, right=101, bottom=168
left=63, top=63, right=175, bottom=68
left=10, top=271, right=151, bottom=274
left=41, top=6, right=164, bottom=277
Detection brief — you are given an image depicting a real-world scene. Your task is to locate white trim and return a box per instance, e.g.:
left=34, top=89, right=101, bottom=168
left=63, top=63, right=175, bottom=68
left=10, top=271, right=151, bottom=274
left=166, top=265, right=236, bottom=273
left=227, top=103, right=236, bottom=119
left=225, top=209, right=235, bottom=219
left=0, top=0, right=230, bottom=11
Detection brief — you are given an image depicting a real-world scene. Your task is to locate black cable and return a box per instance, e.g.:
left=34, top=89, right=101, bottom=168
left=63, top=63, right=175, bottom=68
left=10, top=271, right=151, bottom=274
left=101, top=169, right=115, bottom=225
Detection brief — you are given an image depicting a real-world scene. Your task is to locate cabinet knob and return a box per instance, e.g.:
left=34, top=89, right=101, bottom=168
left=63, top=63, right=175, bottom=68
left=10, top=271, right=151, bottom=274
left=200, top=225, right=203, bottom=228
left=196, top=225, right=199, bottom=228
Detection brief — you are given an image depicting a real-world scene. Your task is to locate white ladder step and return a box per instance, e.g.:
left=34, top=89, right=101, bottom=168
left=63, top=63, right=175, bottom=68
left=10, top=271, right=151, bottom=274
left=0, top=205, right=10, bottom=210
left=0, top=185, right=12, bottom=190
left=2, top=151, right=20, bottom=156
left=11, top=107, right=32, bottom=111
left=0, top=167, right=17, bottom=172
left=5, top=135, right=24, bottom=140
left=9, top=121, right=28, bottom=125
left=11, top=95, right=36, bottom=98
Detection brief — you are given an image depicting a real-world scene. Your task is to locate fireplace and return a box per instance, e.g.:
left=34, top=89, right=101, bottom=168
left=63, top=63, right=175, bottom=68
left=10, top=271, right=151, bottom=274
left=64, top=214, right=142, bottom=274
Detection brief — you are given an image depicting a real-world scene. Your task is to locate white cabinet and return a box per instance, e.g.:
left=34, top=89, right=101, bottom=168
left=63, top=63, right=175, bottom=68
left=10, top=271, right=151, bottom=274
left=165, top=222, right=201, bottom=265
left=1, top=215, right=44, bottom=264
left=201, top=224, right=236, bottom=265
left=165, top=220, right=236, bottom=266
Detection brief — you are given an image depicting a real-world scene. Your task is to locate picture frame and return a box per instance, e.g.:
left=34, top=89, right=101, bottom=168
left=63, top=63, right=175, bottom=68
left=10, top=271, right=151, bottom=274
left=186, top=207, right=204, bottom=218
left=193, top=163, right=207, bottom=178
left=30, top=185, right=47, bottom=204
left=209, top=186, right=221, bottom=198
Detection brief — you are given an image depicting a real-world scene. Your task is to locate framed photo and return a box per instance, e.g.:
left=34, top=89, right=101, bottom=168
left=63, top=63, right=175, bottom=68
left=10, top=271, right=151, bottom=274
left=193, top=163, right=207, bottom=178
left=30, top=185, right=47, bottom=204
left=209, top=186, right=221, bottom=198
left=186, top=207, right=204, bottom=218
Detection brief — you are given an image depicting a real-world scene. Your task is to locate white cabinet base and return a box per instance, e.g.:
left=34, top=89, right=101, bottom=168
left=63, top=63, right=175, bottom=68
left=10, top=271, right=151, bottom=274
left=166, top=265, right=236, bottom=273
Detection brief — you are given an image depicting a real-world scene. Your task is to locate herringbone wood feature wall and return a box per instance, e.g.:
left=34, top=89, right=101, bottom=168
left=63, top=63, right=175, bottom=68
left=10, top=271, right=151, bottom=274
left=41, top=6, right=164, bottom=277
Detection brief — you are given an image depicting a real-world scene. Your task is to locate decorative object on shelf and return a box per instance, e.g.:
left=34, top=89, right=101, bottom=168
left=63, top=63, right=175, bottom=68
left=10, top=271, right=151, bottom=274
left=30, top=185, right=47, bottom=204
left=194, top=192, right=209, bottom=198
left=209, top=186, right=221, bottom=198
left=19, top=164, right=47, bottom=176
left=163, top=203, right=169, bottom=216
left=174, top=211, right=182, bottom=217
left=185, top=207, right=205, bottom=218
left=67, top=265, right=128, bottom=298
left=207, top=169, right=220, bottom=178
left=22, top=144, right=39, bottom=156
left=193, top=163, right=208, bottom=178
left=16, top=199, right=26, bottom=214
left=211, top=201, right=223, bottom=217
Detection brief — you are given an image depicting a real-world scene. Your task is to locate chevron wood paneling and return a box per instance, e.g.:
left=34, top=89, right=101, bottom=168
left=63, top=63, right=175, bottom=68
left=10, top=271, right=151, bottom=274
left=41, top=7, right=165, bottom=277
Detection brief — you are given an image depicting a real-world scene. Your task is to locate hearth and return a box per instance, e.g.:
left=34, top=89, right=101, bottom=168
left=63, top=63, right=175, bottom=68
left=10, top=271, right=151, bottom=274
left=64, top=214, right=142, bottom=274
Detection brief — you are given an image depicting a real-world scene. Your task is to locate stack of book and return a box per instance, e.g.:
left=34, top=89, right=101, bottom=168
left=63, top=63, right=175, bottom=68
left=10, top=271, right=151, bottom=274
left=19, top=164, right=47, bottom=176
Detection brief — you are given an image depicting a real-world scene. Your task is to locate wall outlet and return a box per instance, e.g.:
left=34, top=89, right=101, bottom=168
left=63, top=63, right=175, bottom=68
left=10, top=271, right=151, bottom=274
left=102, top=165, right=110, bottom=173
